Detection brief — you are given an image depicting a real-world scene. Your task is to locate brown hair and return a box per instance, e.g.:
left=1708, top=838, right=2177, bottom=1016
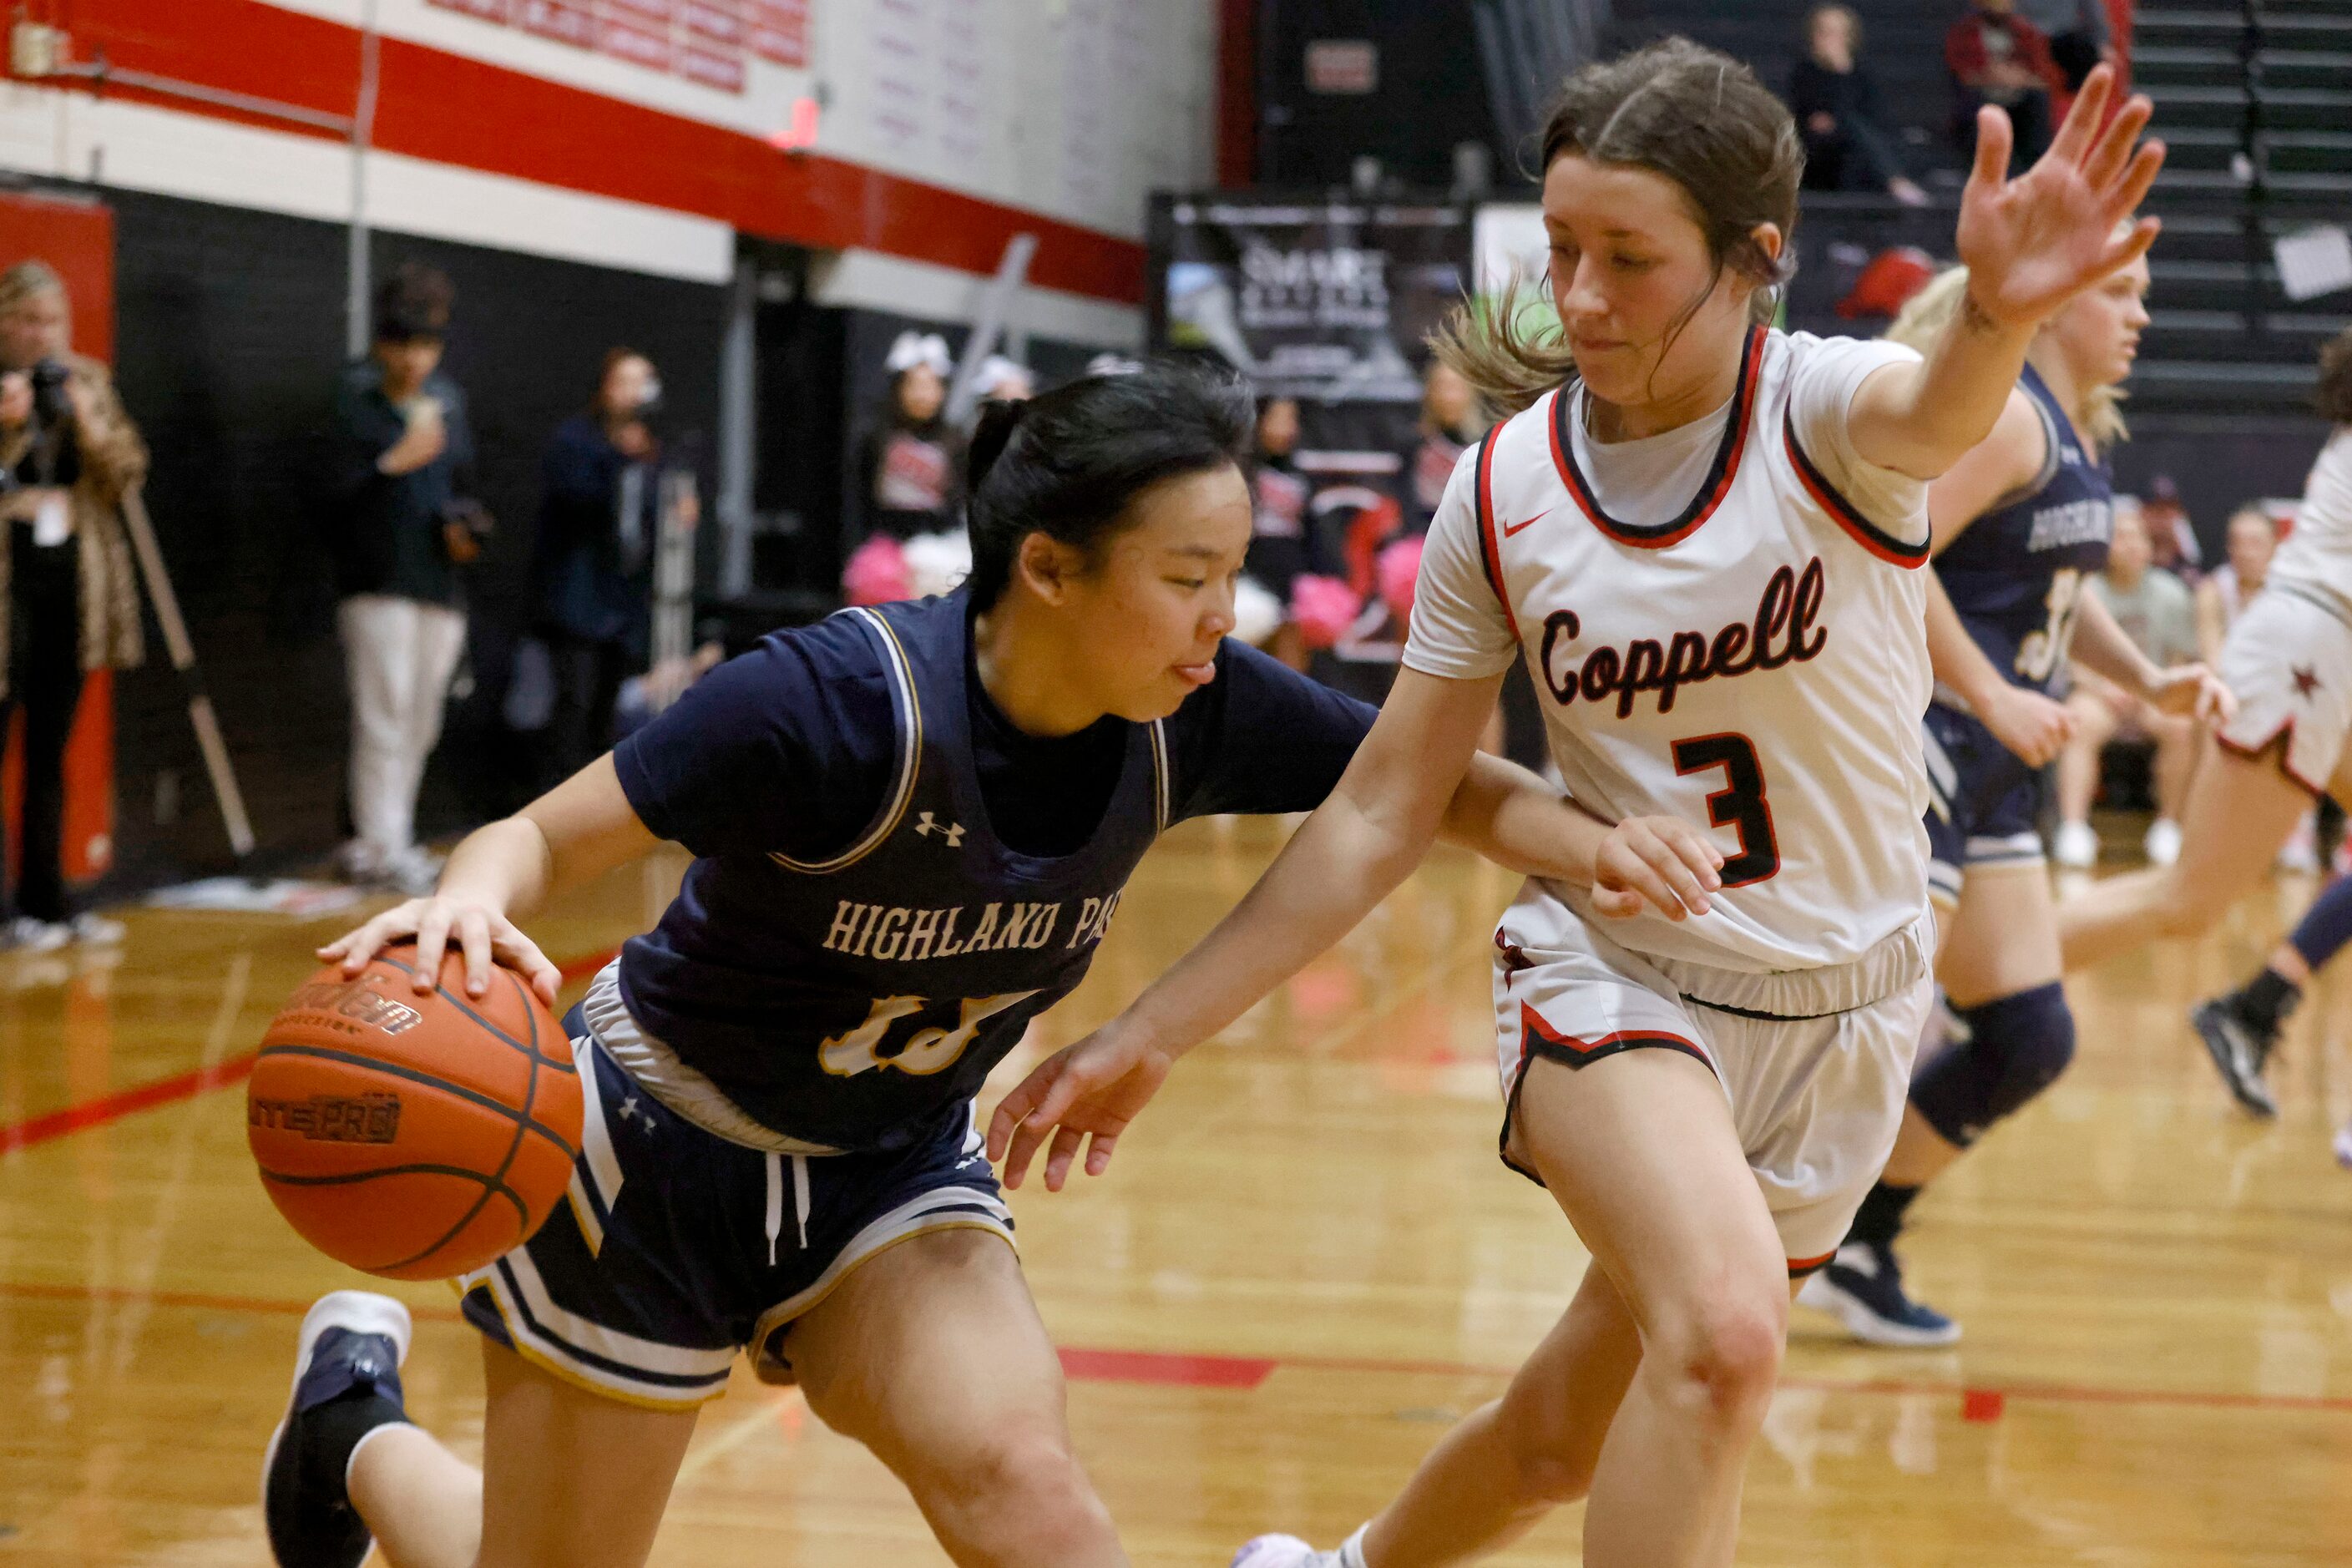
left=2318, top=326, right=2352, bottom=425
left=1431, top=38, right=1803, bottom=414
left=373, top=260, right=454, bottom=344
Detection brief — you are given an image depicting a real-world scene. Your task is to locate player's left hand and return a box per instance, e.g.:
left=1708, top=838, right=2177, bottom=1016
left=1955, top=63, right=2164, bottom=331
left=987, top=1020, right=1176, bottom=1191
left=2147, top=661, right=2235, bottom=724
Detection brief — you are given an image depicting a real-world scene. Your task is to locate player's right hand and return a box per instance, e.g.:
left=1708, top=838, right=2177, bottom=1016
left=986, top=1021, right=1176, bottom=1191
left=318, top=896, right=563, bottom=1006
left=1591, top=815, right=1724, bottom=922
left=1981, top=684, right=2076, bottom=767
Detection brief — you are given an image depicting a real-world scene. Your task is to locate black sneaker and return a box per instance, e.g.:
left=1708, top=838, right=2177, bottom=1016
left=1798, top=1242, right=1961, bottom=1348
left=2190, top=995, right=2279, bottom=1119
left=262, top=1292, right=412, bottom=1568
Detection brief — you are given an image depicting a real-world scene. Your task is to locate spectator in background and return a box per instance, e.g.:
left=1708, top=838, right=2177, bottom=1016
left=2141, top=473, right=2203, bottom=579
left=2017, top=0, right=2116, bottom=92
left=327, top=261, right=487, bottom=894
left=2054, top=500, right=2203, bottom=868
left=1404, top=361, right=1485, bottom=533
left=2197, top=504, right=2314, bottom=869
left=2198, top=503, right=2279, bottom=663
left=1241, top=395, right=1313, bottom=670
left=857, top=331, right=959, bottom=540
left=0, top=261, right=144, bottom=950
left=532, top=347, right=695, bottom=787
left=1793, top=6, right=1931, bottom=205
left=1948, top=0, right=2061, bottom=174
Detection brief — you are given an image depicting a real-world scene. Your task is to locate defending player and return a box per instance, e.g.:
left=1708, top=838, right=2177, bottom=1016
left=2060, top=331, right=2352, bottom=979
left=1800, top=257, right=2231, bottom=1345
left=990, top=47, right=2162, bottom=1568
left=257, top=367, right=1677, bottom=1568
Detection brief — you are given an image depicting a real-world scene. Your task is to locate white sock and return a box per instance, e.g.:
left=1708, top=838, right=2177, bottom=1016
left=1338, top=1525, right=1371, bottom=1568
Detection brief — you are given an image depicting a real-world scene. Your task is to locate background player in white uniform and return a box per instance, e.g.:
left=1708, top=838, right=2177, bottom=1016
left=2061, top=329, right=2352, bottom=979
left=1799, top=258, right=2230, bottom=1347
left=988, top=44, right=2164, bottom=1568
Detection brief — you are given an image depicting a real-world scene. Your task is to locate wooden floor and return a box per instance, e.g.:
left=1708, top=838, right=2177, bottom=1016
left=2, top=818, right=2349, bottom=1565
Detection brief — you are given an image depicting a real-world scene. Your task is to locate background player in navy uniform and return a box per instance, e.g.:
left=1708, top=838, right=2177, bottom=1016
left=1801, top=256, right=2231, bottom=1345
left=258, top=367, right=1679, bottom=1568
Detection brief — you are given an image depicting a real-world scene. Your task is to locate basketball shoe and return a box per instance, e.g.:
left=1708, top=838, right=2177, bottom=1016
left=263, top=1291, right=413, bottom=1568
left=1799, top=1242, right=1961, bottom=1347
left=1232, top=1530, right=1368, bottom=1568
left=2190, top=993, right=2282, bottom=1118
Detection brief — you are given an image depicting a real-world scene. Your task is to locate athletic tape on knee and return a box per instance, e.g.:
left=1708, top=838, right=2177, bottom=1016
left=1909, top=982, right=2075, bottom=1148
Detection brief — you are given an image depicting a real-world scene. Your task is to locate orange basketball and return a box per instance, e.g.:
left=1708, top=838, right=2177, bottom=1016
left=247, top=943, right=581, bottom=1281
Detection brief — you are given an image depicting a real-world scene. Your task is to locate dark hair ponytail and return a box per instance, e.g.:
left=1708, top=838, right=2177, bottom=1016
left=964, top=363, right=1254, bottom=609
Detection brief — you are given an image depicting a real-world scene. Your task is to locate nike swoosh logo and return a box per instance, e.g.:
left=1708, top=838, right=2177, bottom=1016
left=1501, top=508, right=1550, bottom=538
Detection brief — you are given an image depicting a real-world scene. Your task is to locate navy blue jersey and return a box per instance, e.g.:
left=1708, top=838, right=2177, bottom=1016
left=1930, top=364, right=2113, bottom=693
left=610, top=590, right=1375, bottom=1152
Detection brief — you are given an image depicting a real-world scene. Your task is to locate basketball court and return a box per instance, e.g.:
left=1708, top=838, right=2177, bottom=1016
left=2, top=819, right=2344, bottom=1564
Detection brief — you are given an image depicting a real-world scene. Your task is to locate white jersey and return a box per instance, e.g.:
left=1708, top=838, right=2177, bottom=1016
left=2269, top=427, right=2352, bottom=619
left=1409, top=328, right=1934, bottom=974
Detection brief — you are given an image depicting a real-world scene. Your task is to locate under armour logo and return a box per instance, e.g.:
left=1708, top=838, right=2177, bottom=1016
left=2294, top=665, right=2321, bottom=699
left=616, top=1095, right=651, bottom=1135
left=916, top=812, right=966, bottom=847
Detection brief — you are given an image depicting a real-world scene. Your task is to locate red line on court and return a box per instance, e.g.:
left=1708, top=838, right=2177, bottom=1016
left=0, top=1277, right=2337, bottom=1419
left=1057, top=1347, right=1276, bottom=1390
left=0, top=946, right=620, bottom=1155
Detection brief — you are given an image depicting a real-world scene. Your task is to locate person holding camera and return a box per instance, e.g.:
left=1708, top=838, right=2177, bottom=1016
left=530, top=347, right=696, bottom=786
left=327, top=262, right=488, bottom=894
left=0, top=260, right=145, bottom=952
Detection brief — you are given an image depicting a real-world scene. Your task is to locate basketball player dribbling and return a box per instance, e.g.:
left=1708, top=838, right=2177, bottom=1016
left=991, top=43, right=2164, bottom=1568
left=255, top=367, right=1705, bottom=1568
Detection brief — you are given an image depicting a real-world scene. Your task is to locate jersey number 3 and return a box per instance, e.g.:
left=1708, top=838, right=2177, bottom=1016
left=1672, top=734, right=1780, bottom=888
left=820, top=991, right=1041, bottom=1079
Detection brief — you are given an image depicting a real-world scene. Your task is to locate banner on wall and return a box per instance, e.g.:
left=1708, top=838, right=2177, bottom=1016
left=1147, top=195, right=1472, bottom=404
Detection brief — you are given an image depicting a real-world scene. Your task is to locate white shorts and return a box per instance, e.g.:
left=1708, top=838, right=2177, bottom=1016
left=1492, top=885, right=1934, bottom=1273
left=2214, top=585, right=2352, bottom=795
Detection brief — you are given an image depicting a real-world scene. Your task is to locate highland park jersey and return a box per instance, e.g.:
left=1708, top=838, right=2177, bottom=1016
left=610, top=590, right=1377, bottom=1154
left=1407, top=327, right=1935, bottom=974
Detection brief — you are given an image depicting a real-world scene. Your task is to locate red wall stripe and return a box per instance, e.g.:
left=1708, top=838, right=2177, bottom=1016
left=45, top=0, right=1146, bottom=306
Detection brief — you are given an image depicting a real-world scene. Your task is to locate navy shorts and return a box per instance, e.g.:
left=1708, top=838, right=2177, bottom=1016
left=1921, top=700, right=2046, bottom=906
left=458, top=1009, right=1014, bottom=1410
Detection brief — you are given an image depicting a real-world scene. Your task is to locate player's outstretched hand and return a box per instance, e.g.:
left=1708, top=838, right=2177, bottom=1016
left=2148, top=662, right=2237, bottom=725
left=1956, top=63, right=2164, bottom=330
left=1591, top=815, right=1725, bottom=921
left=987, top=1022, right=1176, bottom=1191
left=1981, top=683, right=2076, bottom=768
left=317, top=896, right=564, bottom=1006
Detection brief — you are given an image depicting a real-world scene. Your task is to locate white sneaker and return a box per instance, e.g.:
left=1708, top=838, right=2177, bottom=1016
left=1232, top=1538, right=1347, bottom=1568
left=2143, top=817, right=2183, bottom=867
left=2052, top=819, right=2099, bottom=869
left=65, top=913, right=124, bottom=946
left=2279, top=812, right=2320, bottom=873
left=336, top=840, right=386, bottom=884
left=2334, top=1120, right=2352, bottom=1171
left=5, top=917, right=68, bottom=954
left=379, top=847, right=443, bottom=898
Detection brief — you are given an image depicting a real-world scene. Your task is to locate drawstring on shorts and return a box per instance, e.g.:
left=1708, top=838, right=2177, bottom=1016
left=763, top=1152, right=812, bottom=1267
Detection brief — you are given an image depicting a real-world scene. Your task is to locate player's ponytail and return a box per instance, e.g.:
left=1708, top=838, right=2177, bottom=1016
left=1433, top=38, right=1802, bottom=416
left=964, top=362, right=1254, bottom=609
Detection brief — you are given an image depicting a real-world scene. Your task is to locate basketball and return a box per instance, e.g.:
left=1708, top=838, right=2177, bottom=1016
left=246, top=943, right=581, bottom=1282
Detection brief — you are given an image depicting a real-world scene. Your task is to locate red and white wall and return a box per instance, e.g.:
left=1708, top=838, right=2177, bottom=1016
left=0, top=0, right=1218, bottom=344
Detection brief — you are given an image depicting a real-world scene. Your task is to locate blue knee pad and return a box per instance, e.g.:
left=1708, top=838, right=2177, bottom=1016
left=1909, top=982, right=2076, bottom=1148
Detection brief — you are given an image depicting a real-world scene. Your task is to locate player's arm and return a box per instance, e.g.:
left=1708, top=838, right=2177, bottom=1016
left=985, top=668, right=1725, bottom=1191
left=319, top=756, right=659, bottom=1004
left=2068, top=585, right=2235, bottom=721
left=1440, top=751, right=1724, bottom=915
left=1845, top=68, right=2160, bottom=480
left=2193, top=579, right=2227, bottom=666
left=1920, top=395, right=2079, bottom=765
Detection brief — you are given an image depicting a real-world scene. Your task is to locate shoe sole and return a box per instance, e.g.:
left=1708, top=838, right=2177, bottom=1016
left=2189, top=1001, right=2278, bottom=1120
left=260, top=1292, right=413, bottom=1565
left=1797, top=1272, right=1962, bottom=1348
left=1231, top=1538, right=1314, bottom=1568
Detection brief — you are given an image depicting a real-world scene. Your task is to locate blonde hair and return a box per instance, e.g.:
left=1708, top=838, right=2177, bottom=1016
left=1884, top=264, right=2128, bottom=452
left=0, top=260, right=64, bottom=319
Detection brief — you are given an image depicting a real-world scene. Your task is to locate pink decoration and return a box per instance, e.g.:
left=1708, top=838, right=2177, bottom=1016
left=1290, top=574, right=1362, bottom=651
left=1376, top=536, right=1424, bottom=625
left=842, top=535, right=913, bottom=606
